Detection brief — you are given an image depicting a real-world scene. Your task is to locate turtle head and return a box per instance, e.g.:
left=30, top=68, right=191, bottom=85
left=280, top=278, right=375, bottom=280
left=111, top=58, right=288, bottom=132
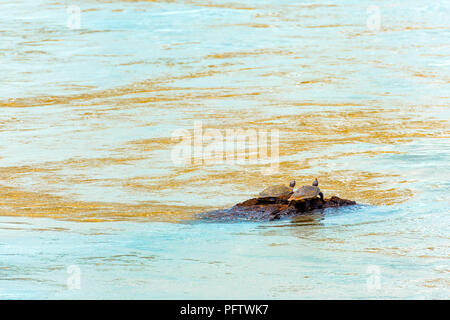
left=289, top=180, right=296, bottom=188
left=312, top=178, right=319, bottom=187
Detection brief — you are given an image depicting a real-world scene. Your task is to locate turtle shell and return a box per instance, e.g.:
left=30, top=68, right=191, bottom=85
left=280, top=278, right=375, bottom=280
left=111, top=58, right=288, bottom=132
left=258, top=185, right=293, bottom=198
left=288, top=185, right=320, bottom=201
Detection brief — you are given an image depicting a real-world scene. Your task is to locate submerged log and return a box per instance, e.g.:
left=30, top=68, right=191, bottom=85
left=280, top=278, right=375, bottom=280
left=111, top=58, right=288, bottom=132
left=198, top=196, right=357, bottom=222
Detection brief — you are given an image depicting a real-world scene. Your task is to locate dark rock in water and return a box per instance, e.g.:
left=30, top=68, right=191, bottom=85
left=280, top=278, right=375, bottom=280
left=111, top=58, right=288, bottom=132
left=198, top=196, right=357, bottom=222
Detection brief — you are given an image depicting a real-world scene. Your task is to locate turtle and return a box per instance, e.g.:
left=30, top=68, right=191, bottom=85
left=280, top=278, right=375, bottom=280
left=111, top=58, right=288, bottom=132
left=288, top=179, right=324, bottom=209
left=258, top=180, right=296, bottom=201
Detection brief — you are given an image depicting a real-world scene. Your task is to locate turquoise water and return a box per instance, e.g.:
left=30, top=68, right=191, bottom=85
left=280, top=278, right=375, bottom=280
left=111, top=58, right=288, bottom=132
left=0, top=0, right=449, bottom=299
left=0, top=197, right=449, bottom=299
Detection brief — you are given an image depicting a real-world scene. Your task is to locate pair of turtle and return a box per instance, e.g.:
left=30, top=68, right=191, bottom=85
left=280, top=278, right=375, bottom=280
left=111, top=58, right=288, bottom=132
left=258, top=178, right=324, bottom=205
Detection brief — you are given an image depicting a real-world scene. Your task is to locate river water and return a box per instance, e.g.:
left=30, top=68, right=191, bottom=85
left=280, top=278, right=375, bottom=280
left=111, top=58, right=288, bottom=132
left=0, top=0, right=449, bottom=299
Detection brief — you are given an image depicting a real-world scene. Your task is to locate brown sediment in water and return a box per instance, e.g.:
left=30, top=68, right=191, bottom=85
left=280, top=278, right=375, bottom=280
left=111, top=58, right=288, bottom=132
left=347, top=25, right=450, bottom=38
left=2, top=93, right=447, bottom=218
left=0, top=183, right=207, bottom=222
left=2, top=5, right=449, bottom=223
left=205, top=48, right=294, bottom=59
left=1, top=95, right=445, bottom=214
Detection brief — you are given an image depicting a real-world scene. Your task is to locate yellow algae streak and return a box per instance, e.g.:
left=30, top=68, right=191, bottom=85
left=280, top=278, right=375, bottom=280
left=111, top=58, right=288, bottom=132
left=0, top=181, right=206, bottom=223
